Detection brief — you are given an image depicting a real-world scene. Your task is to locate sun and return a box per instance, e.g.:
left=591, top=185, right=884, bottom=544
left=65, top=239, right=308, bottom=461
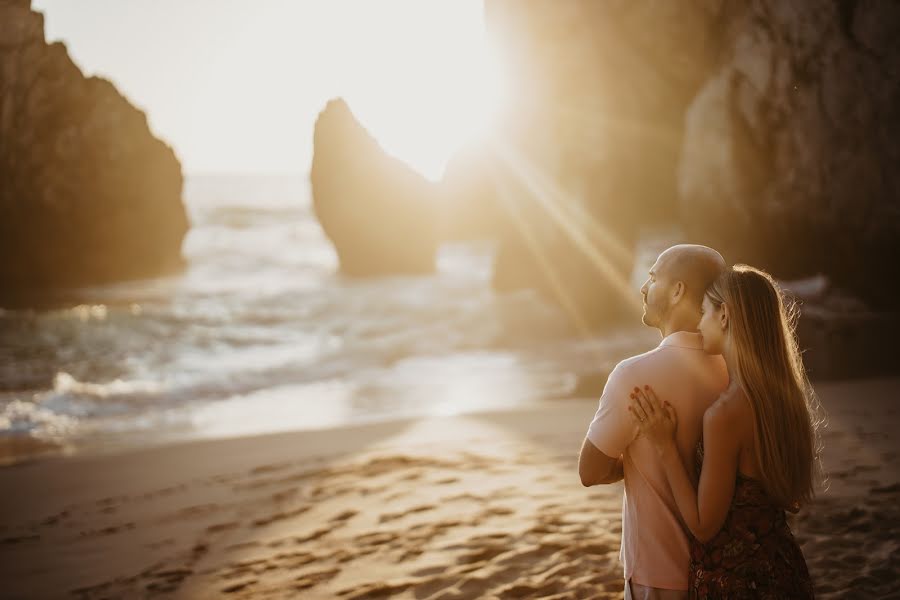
left=31, top=0, right=507, bottom=176
left=339, top=1, right=508, bottom=181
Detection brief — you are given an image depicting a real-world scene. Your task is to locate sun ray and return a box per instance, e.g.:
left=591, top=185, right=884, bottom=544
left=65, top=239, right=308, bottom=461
left=487, top=139, right=641, bottom=313
left=487, top=161, right=596, bottom=337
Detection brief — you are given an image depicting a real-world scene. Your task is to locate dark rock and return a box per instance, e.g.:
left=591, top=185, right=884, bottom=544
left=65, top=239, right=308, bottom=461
left=781, top=276, right=900, bottom=379
left=678, top=0, right=900, bottom=310
left=0, top=1, right=188, bottom=301
left=309, top=98, right=439, bottom=276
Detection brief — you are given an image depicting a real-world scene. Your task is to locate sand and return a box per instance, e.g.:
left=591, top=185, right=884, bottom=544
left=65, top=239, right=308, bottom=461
left=1, top=377, right=898, bottom=599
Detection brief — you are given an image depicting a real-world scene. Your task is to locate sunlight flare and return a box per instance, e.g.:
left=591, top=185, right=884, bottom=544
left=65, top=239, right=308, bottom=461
left=489, top=140, right=640, bottom=313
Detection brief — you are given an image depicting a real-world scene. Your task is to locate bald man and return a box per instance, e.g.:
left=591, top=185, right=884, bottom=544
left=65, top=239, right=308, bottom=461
left=578, top=245, right=729, bottom=599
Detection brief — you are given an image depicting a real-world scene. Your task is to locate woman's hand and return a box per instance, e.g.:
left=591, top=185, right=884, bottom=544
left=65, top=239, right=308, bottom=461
left=628, top=385, right=678, bottom=455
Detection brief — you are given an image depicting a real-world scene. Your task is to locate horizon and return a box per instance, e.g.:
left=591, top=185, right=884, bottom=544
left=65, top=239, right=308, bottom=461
left=31, top=0, right=505, bottom=180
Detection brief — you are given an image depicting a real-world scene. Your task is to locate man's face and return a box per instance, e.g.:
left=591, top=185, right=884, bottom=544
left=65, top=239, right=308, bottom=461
left=639, top=258, right=673, bottom=329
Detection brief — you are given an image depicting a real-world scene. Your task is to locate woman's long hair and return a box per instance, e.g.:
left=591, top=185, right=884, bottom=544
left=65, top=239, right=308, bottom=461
left=706, top=264, right=826, bottom=509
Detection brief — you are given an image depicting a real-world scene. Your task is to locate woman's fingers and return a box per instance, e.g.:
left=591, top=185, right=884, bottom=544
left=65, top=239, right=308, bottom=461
left=635, top=387, right=656, bottom=417
left=663, top=401, right=677, bottom=426
left=629, top=392, right=649, bottom=423
left=643, top=385, right=676, bottom=427
left=643, top=386, right=665, bottom=414
left=627, top=405, right=643, bottom=427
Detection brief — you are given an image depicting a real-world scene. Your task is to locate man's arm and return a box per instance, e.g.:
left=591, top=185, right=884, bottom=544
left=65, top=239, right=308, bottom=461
left=579, top=363, right=635, bottom=486
left=578, top=437, right=624, bottom=486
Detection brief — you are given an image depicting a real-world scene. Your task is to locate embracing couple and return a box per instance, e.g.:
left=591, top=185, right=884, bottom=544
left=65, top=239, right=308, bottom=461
left=579, top=244, right=822, bottom=599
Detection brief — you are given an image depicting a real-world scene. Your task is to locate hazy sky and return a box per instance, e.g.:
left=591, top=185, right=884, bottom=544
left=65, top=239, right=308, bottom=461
left=32, top=0, right=503, bottom=178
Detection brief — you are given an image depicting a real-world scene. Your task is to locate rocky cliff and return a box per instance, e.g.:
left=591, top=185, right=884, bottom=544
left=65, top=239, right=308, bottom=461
left=483, top=0, right=900, bottom=314
left=0, top=0, right=188, bottom=302
left=678, top=0, right=900, bottom=310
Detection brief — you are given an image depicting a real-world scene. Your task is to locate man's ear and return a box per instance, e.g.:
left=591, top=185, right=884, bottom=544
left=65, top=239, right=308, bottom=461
left=671, top=281, right=685, bottom=305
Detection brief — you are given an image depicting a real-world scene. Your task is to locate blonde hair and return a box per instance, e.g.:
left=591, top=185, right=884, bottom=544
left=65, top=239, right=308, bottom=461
left=706, top=264, right=825, bottom=509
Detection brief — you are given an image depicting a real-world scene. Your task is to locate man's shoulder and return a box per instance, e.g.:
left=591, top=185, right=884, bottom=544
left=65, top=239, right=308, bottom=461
left=604, top=347, right=664, bottom=393
left=609, top=342, right=723, bottom=389
left=612, top=344, right=668, bottom=377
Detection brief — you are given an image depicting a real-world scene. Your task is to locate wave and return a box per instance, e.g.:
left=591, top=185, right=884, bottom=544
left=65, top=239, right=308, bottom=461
left=0, top=175, right=652, bottom=462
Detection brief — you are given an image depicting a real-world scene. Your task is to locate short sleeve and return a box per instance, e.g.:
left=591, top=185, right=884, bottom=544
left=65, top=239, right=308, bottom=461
left=586, top=362, right=636, bottom=458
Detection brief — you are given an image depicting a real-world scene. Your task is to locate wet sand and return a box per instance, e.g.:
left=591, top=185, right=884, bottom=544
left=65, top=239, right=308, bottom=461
left=0, top=378, right=898, bottom=599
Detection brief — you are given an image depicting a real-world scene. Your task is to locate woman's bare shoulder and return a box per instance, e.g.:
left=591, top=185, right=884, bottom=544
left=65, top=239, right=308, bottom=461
left=705, top=386, right=751, bottom=426
left=704, top=386, right=754, bottom=447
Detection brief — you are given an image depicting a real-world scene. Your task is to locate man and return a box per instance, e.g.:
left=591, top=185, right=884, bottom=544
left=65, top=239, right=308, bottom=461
left=578, top=244, right=729, bottom=599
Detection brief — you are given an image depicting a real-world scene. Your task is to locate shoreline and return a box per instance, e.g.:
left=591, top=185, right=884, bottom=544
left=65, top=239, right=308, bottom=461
left=1, top=378, right=898, bottom=598
left=0, top=393, right=607, bottom=470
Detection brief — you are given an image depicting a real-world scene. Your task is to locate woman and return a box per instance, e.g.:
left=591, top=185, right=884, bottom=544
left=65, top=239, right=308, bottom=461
left=627, top=264, right=824, bottom=598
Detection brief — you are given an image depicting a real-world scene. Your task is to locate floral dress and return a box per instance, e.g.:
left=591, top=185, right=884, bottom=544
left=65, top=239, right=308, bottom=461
left=688, top=439, right=815, bottom=599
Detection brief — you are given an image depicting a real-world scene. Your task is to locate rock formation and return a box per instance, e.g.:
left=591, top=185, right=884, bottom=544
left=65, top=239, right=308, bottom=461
left=310, top=98, right=439, bottom=276
left=678, top=0, right=900, bottom=311
left=437, top=142, right=504, bottom=241
left=479, top=0, right=900, bottom=324
left=0, top=0, right=188, bottom=301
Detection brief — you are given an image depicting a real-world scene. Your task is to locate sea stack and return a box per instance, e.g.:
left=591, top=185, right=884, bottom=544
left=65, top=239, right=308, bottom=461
left=309, top=98, right=439, bottom=277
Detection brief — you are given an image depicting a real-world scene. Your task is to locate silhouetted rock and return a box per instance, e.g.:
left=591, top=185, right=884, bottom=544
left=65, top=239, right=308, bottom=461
left=678, top=0, right=900, bottom=311
left=310, top=98, right=439, bottom=276
left=0, top=0, right=188, bottom=301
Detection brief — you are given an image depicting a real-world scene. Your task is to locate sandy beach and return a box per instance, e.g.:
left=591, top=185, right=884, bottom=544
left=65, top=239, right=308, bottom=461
left=1, top=377, right=898, bottom=600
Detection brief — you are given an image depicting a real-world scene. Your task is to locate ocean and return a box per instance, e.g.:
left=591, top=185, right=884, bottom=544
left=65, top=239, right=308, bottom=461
left=0, top=174, right=656, bottom=464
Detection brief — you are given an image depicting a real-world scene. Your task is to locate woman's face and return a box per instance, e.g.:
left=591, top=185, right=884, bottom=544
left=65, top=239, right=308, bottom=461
left=698, top=294, right=726, bottom=355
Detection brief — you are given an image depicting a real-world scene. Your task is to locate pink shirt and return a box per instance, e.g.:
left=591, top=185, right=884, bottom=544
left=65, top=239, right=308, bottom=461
left=587, top=331, right=728, bottom=590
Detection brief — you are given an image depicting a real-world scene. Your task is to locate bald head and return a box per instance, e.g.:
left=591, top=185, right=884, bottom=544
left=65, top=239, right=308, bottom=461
left=656, top=244, right=726, bottom=306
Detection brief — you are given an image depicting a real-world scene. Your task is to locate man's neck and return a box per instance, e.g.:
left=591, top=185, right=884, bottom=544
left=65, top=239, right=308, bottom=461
left=661, top=326, right=692, bottom=338
left=659, top=315, right=699, bottom=338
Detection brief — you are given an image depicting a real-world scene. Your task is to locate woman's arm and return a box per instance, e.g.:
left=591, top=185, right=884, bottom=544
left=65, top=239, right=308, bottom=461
left=629, top=386, right=740, bottom=542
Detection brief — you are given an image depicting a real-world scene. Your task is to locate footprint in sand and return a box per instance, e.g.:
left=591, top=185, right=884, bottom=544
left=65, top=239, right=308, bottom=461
left=221, top=578, right=257, bottom=594
left=251, top=505, right=312, bottom=527
left=294, top=568, right=340, bottom=590
left=143, top=567, right=193, bottom=594
left=293, top=526, right=333, bottom=544
left=337, top=579, right=415, bottom=599
left=330, top=509, right=358, bottom=522
left=1, top=533, right=40, bottom=545
left=206, top=521, right=240, bottom=533
left=77, top=522, right=136, bottom=538
left=378, top=504, right=436, bottom=523
left=225, top=540, right=260, bottom=551
left=250, top=461, right=293, bottom=475
left=270, top=488, right=298, bottom=502
left=399, top=470, right=424, bottom=481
